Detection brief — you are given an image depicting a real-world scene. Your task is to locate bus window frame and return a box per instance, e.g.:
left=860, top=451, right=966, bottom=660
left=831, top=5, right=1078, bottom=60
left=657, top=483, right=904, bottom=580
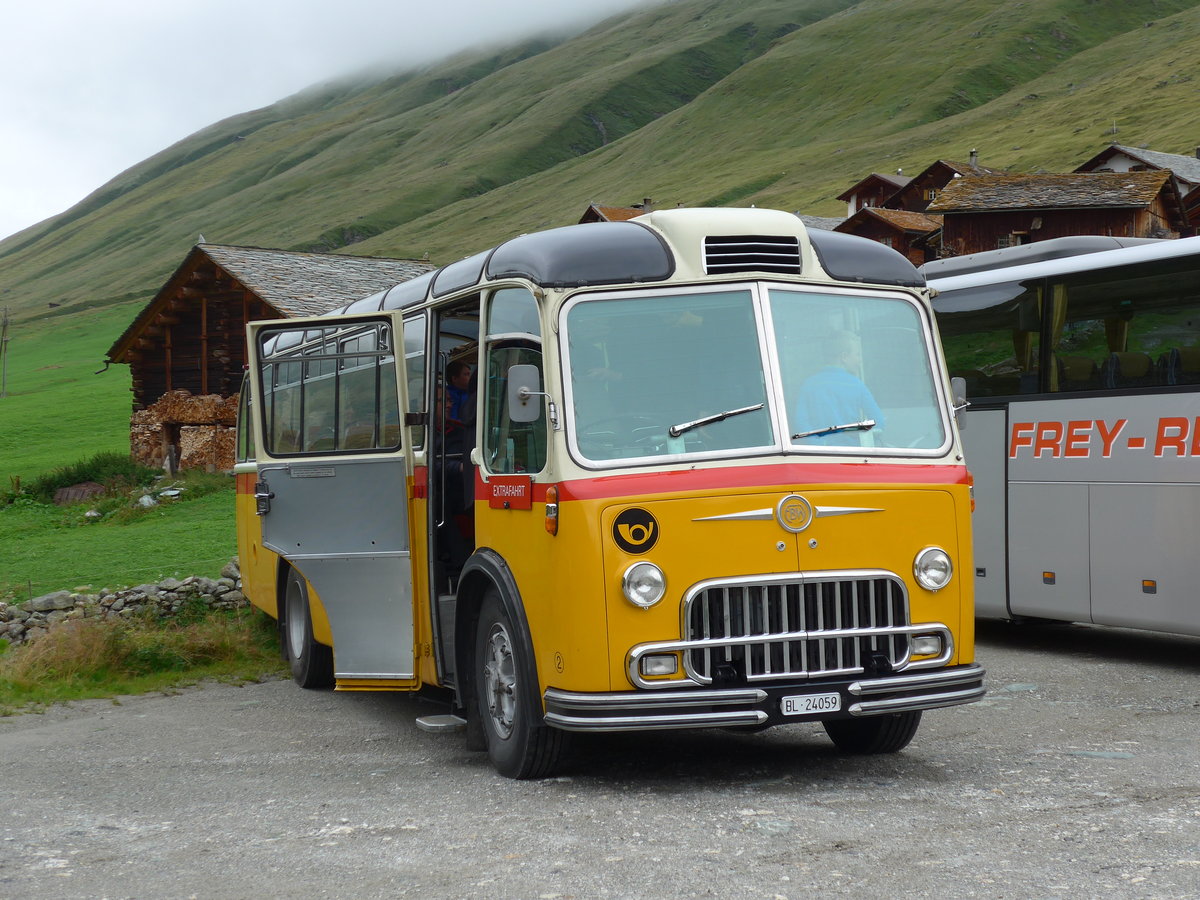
left=249, top=313, right=408, bottom=461
left=559, top=281, right=953, bottom=470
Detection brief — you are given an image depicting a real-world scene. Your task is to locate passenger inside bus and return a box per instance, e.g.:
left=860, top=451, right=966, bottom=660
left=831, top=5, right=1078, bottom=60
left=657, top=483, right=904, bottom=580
left=792, top=331, right=885, bottom=445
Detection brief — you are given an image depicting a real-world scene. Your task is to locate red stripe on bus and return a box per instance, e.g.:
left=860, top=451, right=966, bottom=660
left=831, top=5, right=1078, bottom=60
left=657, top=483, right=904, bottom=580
left=472, top=463, right=967, bottom=503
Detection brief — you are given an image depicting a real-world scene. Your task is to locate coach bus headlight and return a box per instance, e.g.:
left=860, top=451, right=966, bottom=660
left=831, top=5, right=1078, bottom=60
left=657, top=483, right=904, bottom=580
left=913, top=547, right=953, bottom=591
left=622, top=562, right=666, bottom=609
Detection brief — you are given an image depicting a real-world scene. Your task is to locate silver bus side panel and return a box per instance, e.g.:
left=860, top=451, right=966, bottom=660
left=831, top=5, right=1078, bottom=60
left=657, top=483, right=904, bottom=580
left=260, top=457, right=414, bottom=679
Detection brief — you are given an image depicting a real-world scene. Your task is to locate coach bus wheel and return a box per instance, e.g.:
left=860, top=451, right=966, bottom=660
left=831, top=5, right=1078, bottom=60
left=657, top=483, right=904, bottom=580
left=822, top=711, right=921, bottom=754
left=474, top=589, right=566, bottom=779
left=284, top=568, right=334, bottom=690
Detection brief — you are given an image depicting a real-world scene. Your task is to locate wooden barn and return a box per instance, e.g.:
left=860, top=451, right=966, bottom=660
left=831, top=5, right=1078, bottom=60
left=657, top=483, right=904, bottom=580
left=834, top=208, right=942, bottom=265
left=106, top=243, right=434, bottom=471
left=578, top=199, right=654, bottom=223
left=835, top=172, right=910, bottom=217
left=926, top=171, right=1188, bottom=257
left=883, top=153, right=1007, bottom=213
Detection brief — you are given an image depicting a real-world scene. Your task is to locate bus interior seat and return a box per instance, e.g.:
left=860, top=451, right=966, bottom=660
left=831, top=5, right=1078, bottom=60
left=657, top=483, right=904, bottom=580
left=1056, top=354, right=1099, bottom=392
left=307, top=437, right=335, bottom=452
left=1162, top=347, right=1200, bottom=385
left=1102, top=352, right=1156, bottom=388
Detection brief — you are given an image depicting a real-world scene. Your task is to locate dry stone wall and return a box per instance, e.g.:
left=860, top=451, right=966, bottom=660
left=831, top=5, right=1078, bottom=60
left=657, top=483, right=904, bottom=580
left=0, top=558, right=247, bottom=647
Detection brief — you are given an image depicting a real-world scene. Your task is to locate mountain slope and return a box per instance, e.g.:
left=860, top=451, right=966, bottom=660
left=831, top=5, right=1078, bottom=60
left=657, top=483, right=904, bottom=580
left=3, top=0, right=1200, bottom=325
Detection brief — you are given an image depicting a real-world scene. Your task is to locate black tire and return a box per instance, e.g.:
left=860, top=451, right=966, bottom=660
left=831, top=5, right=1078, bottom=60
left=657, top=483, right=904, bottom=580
left=474, top=589, right=567, bottom=778
left=822, top=711, right=922, bottom=754
left=283, top=568, right=334, bottom=689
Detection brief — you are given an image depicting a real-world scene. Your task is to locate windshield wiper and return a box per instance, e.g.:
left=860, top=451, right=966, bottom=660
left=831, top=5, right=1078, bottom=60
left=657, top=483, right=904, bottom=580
left=792, top=419, right=876, bottom=440
left=669, top=403, right=764, bottom=438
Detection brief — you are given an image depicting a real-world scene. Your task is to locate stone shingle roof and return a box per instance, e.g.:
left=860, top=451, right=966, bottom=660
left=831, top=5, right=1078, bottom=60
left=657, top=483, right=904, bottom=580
left=859, top=208, right=942, bottom=232
left=1078, top=144, right=1200, bottom=186
left=836, top=172, right=911, bottom=202
left=581, top=204, right=646, bottom=223
left=200, top=244, right=435, bottom=317
left=106, top=244, right=436, bottom=365
left=926, top=171, right=1172, bottom=213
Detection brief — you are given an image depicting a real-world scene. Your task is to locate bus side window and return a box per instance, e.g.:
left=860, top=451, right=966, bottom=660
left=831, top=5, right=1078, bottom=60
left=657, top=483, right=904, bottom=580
left=404, top=313, right=428, bottom=449
left=235, top=377, right=254, bottom=463
left=482, top=288, right=546, bottom=475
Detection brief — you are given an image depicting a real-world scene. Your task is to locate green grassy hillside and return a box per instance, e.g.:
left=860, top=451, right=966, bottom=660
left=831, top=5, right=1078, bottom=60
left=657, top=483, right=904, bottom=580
left=4, top=0, right=1200, bottom=331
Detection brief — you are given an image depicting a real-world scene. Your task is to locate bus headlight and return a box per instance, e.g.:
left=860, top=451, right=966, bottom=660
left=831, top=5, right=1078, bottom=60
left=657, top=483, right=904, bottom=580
left=913, top=547, right=953, bottom=591
left=622, top=562, right=666, bottom=609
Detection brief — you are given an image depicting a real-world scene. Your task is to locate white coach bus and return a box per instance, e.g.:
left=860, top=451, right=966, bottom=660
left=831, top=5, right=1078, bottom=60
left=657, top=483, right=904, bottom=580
left=923, top=235, right=1200, bottom=636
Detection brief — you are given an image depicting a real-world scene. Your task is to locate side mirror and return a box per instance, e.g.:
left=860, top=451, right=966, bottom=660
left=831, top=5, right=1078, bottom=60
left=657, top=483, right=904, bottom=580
left=507, top=364, right=544, bottom=423
left=950, top=376, right=969, bottom=429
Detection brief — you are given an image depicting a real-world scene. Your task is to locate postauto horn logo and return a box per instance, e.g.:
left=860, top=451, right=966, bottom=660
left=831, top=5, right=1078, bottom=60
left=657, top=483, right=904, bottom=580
left=612, top=508, right=659, bottom=554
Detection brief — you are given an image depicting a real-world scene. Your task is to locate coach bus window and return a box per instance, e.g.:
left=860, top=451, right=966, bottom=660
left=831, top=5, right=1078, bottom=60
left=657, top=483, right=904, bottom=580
left=770, top=289, right=945, bottom=452
left=404, top=314, right=427, bottom=448
left=235, top=379, right=254, bottom=463
left=567, top=289, right=772, bottom=463
left=258, top=320, right=402, bottom=456
left=938, top=285, right=1043, bottom=398
left=483, top=289, right=546, bottom=475
left=1047, top=267, right=1200, bottom=392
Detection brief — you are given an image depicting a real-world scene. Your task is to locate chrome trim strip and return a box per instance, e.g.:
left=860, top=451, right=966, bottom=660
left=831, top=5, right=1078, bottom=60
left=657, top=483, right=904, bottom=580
left=545, top=686, right=766, bottom=710
left=693, top=508, right=774, bottom=522
left=544, top=710, right=769, bottom=732
left=848, top=663, right=983, bottom=695
left=848, top=685, right=987, bottom=716
left=281, top=550, right=411, bottom=561
left=814, top=505, right=884, bottom=517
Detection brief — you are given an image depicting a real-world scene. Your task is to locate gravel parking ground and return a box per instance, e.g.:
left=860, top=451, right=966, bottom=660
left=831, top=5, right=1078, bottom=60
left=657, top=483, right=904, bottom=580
left=2, top=619, right=1198, bottom=899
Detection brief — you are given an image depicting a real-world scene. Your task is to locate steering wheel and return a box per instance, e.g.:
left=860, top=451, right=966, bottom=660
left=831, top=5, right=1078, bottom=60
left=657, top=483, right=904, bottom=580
left=578, top=414, right=667, bottom=454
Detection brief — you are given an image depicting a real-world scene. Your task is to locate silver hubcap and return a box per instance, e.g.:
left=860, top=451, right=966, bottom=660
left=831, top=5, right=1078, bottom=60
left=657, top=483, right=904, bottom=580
left=286, top=580, right=306, bottom=660
left=482, top=622, right=517, bottom=739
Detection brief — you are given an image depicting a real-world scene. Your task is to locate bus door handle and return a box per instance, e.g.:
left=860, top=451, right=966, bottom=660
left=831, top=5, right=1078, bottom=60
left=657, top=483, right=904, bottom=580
left=254, top=481, right=275, bottom=516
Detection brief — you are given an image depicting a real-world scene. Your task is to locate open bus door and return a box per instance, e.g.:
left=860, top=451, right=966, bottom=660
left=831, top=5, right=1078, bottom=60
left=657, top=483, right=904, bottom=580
left=246, top=313, right=416, bottom=685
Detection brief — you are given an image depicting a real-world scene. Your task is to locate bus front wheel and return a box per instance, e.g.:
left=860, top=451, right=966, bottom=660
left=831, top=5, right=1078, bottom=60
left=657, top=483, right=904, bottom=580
left=284, top=568, right=334, bottom=689
left=822, top=711, right=921, bottom=754
left=474, top=590, right=566, bottom=779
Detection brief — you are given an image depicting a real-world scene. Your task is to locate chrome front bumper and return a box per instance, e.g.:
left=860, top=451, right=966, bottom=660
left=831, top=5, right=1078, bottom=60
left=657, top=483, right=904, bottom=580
left=542, top=664, right=985, bottom=732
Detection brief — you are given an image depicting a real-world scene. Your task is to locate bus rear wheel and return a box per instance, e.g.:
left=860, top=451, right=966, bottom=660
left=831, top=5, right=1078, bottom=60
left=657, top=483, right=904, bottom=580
left=474, top=590, right=566, bottom=779
left=822, top=711, right=921, bottom=754
left=284, top=568, right=334, bottom=689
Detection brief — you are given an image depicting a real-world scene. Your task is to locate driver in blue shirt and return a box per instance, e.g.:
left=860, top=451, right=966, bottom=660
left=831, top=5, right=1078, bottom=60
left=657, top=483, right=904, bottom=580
left=793, top=331, right=885, bottom=446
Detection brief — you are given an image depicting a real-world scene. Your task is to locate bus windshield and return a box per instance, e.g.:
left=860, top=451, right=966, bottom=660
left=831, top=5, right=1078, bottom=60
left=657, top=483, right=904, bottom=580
left=564, top=285, right=947, bottom=464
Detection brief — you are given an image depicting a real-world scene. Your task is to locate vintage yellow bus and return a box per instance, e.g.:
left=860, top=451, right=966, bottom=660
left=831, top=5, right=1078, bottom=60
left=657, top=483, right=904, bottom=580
left=235, top=208, right=984, bottom=778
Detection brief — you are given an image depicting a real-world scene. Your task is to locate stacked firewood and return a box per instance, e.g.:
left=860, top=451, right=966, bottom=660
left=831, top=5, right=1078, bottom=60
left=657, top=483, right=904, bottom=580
left=129, top=390, right=240, bottom=471
left=131, top=389, right=238, bottom=427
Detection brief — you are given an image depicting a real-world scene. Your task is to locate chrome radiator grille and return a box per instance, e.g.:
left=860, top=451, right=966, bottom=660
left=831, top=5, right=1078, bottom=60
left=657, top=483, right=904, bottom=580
left=683, top=573, right=910, bottom=683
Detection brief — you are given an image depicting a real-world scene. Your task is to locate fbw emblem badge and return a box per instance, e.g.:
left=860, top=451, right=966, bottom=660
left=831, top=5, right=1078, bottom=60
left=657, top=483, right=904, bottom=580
left=612, top=507, right=659, bottom=553
left=776, top=495, right=813, bottom=533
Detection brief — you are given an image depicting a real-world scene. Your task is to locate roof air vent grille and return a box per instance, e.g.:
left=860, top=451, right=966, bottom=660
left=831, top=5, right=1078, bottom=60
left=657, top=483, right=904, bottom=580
left=703, top=234, right=802, bottom=275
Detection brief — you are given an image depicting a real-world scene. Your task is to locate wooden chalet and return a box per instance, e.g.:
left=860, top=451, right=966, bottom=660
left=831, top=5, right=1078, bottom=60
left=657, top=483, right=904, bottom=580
left=884, top=152, right=1007, bottom=213
left=835, top=172, right=910, bottom=218
left=578, top=199, right=654, bottom=223
left=925, top=171, right=1187, bottom=257
left=106, top=243, right=434, bottom=471
left=1075, top=143, right=1200, bottom=197
left=834, top=208, right=942, bottom=265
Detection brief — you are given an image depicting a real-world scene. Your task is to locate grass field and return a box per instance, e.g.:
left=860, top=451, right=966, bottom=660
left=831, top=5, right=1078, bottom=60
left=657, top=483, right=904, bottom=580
left=0, top=304, right=235, bottom=601
left=0, top=303, right=137, bottom=483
